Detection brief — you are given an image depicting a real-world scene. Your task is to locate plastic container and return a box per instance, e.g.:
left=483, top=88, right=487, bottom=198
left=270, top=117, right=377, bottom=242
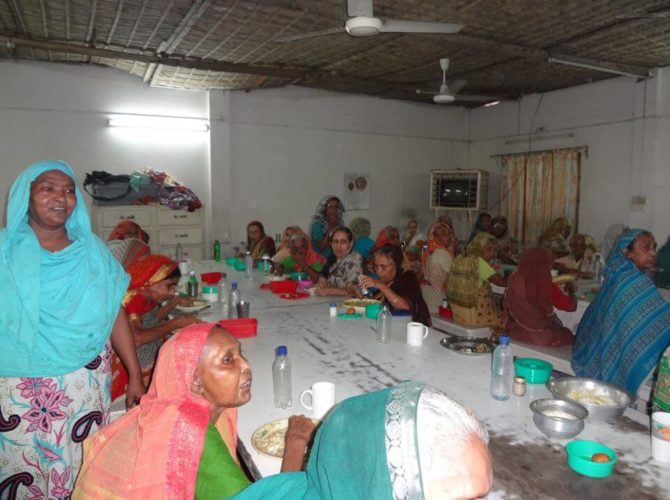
left=202, top=285, right=218, bottom=303
left=217, top=318, right=258, bottom=338
left=514, top=358, right=553, bottom=384
left=269, top=280, right=298, bottom=294
left=226, top=257, right=237, bottom=266
left=229, top=282, right=241, bottom=319
left=365, top=302, right=381, bottom=319
left=376, top=305, right=392, bottom=344
left=273, top=346, right=292, bottom=409
left=244, top=251, right=253, bottom=278
left=213, top=240, right=221, bottom=262
left=234, top=259, right=246, bottom=271
left=290, top=271, right=308, bottom=281
left=490, top=335, right=513, bottom=401
left=187, top=270, right=199, bottom=298
left=201, top=272, right=223, bottom=284
left=438, top=305, right=454, bottom=319
left=565, top=440, right=617, bottom=478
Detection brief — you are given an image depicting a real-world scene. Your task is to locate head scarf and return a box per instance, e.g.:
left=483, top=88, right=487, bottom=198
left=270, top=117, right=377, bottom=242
left=505, top=248, right=555, bottom=329
left=108, top=219, right=150, bottom=243
left=272, top=225, right=302, bottom=263
left=599, top=222, right=626, bottom=260
left=421, top=222, right=453, bottom=270
left=106, top=238, right=151, bottom=271
left=445, top=233, right=496, bottom=308
left=290, top=230, right=326, bottom=268
left=75, top=323, right=239, bottom=499
left=127, top=254, right=178, bottom=291
left=246, top=220, right=275, bottom=260
left=572, top=229, right=670, bottom=393
left=349, top=217, right=371, bottom=239
left=468, top=212, right=491, bottom=242
left=309, top=195, right=345, bottom=242
left=373, top=226, right=399, bottom=249
left=0, top=161, right=129, bottom=377
left=539, top=217, right=572, bottom=253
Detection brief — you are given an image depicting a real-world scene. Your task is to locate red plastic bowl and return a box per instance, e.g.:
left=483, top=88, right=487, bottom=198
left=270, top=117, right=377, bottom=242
left=217, top=318, right=258, bottom=338
left=201, top=272, right=224, bottom=284
left=269, top=280, right=298, bottom=294
left=438, top=306, right=454, bottom=319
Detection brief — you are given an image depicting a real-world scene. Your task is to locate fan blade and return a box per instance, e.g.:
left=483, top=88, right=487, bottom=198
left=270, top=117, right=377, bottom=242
left=454, top=94, right=503, bottom=102
left=448, top=79, right=468, bottom=95
left=274, top=26, right=346, bottom=43
left=347, top=0, right=373, bottom=17
left=615, top=12, right=670, bottom=19
left=380, top=19, right=464, bottom=34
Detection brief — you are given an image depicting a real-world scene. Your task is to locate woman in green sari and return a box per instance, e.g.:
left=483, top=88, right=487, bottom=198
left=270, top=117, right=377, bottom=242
left=232, top=381, right=492, bottom=500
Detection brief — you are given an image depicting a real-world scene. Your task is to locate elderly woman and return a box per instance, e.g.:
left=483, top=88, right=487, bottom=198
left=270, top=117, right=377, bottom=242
left=75, top=323, right=313, bottom=498
left=233, top=381, right=492, bottom=500
left=111, top=254, right=200, bottom=400
left=315, top=227, right=363, bottom=297
left=359, top=244, right=431, bottom=325
left=555, top=233, right=597, bottom=279
left=572, top=229, right=670, bottom=394
left=272, top=225, right=301, bottom=263
left=0, top=161, right=143, bottom=498
left=241, top=220, right=276, bottom=261
left=368, top=225, right=413, bottom=272
left=468, top=212, right=492, bottom=242
left=490, top=215, right=519, bottom=264
left=278, top=231, right=326, bottom=282
left=504, top=248, right=577, bottom=347
left=445, top=233, right=506, bottom=330
left=420, top=222, right=455, bottom=313
left=310, top=195, right=345, bottom=258
left=539, top=217, right=572, bottom=257
left=350, top=217, right=374, bottom=260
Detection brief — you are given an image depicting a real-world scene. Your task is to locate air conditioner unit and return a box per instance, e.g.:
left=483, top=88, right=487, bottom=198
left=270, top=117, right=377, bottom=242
left=429, top=170, right=489, bottom=211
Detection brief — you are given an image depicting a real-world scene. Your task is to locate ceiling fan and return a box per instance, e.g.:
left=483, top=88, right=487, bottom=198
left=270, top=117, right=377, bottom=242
left=415, top=58, right=500, bottom=105
left=276, top=0, right=464, bottom=42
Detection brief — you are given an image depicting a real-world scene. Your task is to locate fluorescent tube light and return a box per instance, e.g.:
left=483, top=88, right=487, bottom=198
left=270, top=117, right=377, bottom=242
left=504, top=132, right=574, bottom=145
left=108, top=114, right=209, bottom=132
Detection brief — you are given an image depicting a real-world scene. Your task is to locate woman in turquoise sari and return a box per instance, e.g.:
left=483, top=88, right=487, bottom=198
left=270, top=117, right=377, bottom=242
left=233, top=381, right=492, bottom=500
left=572, top=229, right=670, bottom=394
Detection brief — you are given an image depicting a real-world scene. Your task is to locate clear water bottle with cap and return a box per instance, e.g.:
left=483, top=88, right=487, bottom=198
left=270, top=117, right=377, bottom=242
left=219, top=277, right=229, bottom=317
left=229, top=281, right=241, bottom=319
left=273, top=346, right=292, bottom=409
left=244, top=251, right=253, bottom=278
left=376, top=305, right=392, bottom=344
left=593, top=253, right=604, bottom=284
left=490, top=335, right=514, bottom=401
left=175, top=242, right=183, bottom=262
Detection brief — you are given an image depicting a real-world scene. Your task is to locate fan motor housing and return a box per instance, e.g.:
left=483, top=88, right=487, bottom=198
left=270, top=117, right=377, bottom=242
left=345, top=17, right=383, bottom=37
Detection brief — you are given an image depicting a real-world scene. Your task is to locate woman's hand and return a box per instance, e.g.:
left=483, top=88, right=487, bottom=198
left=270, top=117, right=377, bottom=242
left=359, top=275, right=379, bottom=290
left=125, top=375, right=146, bottom=409
left=281, top=415, right=317, bottom=472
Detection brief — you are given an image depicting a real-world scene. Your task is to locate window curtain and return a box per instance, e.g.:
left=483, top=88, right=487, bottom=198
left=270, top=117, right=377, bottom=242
left=500, top=149, right=581, bottom=249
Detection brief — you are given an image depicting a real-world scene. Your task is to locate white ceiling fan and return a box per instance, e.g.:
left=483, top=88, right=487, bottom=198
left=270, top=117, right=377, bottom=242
left=415, top=58, right=501, bottom=105
left=276, top=0, right=464, bottom=42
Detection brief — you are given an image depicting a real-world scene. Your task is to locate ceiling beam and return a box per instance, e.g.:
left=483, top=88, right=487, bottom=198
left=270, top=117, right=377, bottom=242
left=106, top=0, right=125, bottom=45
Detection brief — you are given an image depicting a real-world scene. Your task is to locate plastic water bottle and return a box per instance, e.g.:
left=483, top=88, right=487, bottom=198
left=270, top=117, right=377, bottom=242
left=273, top=346, right=292, bottom=409
left=229, top=281, right=241, bottom=318
left=244, top=251, right=253, bottom=278
left=175, top=242, right=183, bottom=262
left=490, top=335, right=514, bottom=401
left=219, top=278, right=229, bottom=317
left=213, top=240, right=221, bottom=262
left=593, top=253, right=604, bottom=284
left=376, top=305, right=392, bottom=344
left=187, top=270, right=198, bottom=298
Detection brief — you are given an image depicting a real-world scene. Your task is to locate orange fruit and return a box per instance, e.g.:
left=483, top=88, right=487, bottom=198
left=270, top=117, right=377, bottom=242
left=346, top=307, right=356, bottom=315
left=591, top=453, right=611, bottom=463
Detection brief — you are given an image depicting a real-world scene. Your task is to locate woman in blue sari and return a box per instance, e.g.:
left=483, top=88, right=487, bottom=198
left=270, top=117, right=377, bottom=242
left=232, top=381, right=492, bottom=500
left=572, top=229, right=670, bottom=394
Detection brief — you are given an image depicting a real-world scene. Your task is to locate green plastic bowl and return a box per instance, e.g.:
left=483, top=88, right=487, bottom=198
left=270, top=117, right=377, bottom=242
left=365, top=303, right=381, bottom=319
left=226, top=257, right=237, bottom=266
left=514, top=358, right=553, bottom=384
left=234, top=260, right=246, bottom=271
left=565, top=440, right=617, bottom=478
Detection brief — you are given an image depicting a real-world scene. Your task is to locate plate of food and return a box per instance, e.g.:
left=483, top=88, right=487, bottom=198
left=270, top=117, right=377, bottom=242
left=342, top=298, right=381, bottom=315
left=279, top=292, right=310, bottom=300
left=251, top=418, right=320, bottom=459
left=174, top=299, right=210, bottom=313
left=552, top=274, right=577, bottom=285
left=439, top=336, right=497, bottom=356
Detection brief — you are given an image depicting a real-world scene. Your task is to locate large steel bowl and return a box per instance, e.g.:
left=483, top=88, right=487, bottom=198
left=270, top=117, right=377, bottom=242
left=530, top=398, right=588, bottom=439
left=547, top=377, right=634, bottom=421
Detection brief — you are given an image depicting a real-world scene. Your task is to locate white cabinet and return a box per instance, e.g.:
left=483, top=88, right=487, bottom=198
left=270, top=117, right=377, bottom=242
left=92, top=204, right=205, bottom=260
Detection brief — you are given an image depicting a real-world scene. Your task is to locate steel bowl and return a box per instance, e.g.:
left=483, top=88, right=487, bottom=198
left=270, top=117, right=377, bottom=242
left=547, top=377, right=634, bottom=422
left=530, top=398, right=588, bottom=439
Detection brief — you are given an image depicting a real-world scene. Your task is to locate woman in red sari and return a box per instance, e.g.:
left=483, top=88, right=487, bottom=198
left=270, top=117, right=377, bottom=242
left=111, top=255, right=200, bottom=399
left=504, top=248, right=576, bottom=347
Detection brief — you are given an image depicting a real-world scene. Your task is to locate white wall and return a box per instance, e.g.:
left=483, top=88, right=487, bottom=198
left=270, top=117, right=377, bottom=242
left=209, top=86, right=469, bottom=246
left=468, top=68, right=670, bottom=244
left=0, top=61, right=211, bottom=228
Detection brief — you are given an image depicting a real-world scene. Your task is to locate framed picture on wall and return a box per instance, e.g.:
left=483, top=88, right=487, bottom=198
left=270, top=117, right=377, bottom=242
left=344, top=173, right=370, bottom=210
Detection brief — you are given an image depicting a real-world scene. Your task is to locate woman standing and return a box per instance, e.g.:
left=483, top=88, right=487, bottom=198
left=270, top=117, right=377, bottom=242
left=0, top=161, right=144, bottom=498
left=445, top=233, right=506, bottom=330
left=572, top=229, right=670, bottom=394
left=310, top=195, right=345, bottom=258
left=315, top=227, right=363, bottom=297
left=420, top=222, right=455, bottom=313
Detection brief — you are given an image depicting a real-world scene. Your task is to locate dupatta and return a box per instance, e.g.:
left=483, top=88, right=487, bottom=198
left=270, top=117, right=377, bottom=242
left=572, top=229, right=670, bottom=393
left=445, top=233, right=495, bottom=308
left=75, top=323, right=239, bottom=499
left=0, top=161, right=128, bottom=377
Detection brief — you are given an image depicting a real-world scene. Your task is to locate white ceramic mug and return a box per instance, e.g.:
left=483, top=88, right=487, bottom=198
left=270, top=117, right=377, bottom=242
left=406, top=322, right=429, bottom=346
left=651, top=411, right=670, bottom=463
left=300, top=382, right=335, bottom=420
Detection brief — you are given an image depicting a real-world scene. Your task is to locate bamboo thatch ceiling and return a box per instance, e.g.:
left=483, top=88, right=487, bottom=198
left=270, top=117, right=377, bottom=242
left=1, top=0, right=669, bottom=106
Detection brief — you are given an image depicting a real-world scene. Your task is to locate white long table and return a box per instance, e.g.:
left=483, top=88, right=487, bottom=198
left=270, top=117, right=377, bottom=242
left=193, top=263, right=670, bottom=498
